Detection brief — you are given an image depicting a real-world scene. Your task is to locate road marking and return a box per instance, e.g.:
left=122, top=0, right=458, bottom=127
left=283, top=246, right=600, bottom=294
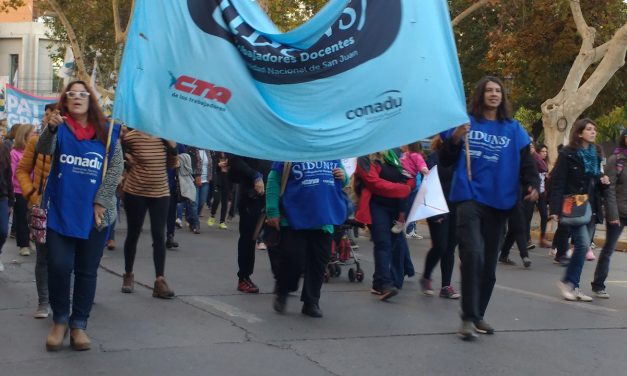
left=495, top=285, right=618, bottom=313
left=189, top=297, right=263, bottom=323
left=606, top=281, right=627, bottom=284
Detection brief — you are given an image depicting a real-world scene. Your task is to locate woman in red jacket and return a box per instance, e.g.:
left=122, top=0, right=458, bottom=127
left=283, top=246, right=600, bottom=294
left=354, top=151, right=415, bottom=301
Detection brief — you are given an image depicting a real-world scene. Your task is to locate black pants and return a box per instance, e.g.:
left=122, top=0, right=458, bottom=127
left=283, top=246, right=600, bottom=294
left=237, top=196, right=264, bottom=279
left=14, top=194, right=30, bottom=248
left=499, top=201, right=529, bottom=259
left=457, top=200, right=507, bottom=323
left=536, top=194, right=549, bottom=237
left=123, top=193, right=170, bottom=277
left=275, top=228, right=331, bottom=305
left=166, top=193, right=178, bottom=238
left=211, top=172, right=231, bottom=223
left=424, top=210, right=457, bottom=288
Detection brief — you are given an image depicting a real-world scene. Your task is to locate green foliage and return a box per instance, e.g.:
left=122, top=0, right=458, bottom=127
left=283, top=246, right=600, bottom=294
left=514, top=105, right=541, bottom=134
left=450, top=0, right=627, bottom=118
left=265, top=0, right=328, bottom=31
left=0, top=0, right=25, bottom=13
left=40, top=0, right=133, bottom=89
left=596, top=106, right=626, bottom=143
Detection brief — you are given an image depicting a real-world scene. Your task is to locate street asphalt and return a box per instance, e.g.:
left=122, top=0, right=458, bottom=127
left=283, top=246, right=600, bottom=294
left=1, top=210, right=627, bottom=376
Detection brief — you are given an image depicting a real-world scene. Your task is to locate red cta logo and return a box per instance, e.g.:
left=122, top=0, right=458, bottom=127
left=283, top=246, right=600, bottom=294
left=174, top=75, right=232, bottom=105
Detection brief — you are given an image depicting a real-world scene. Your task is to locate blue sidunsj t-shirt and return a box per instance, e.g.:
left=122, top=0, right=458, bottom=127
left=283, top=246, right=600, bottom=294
left=443, top=116, right=530, bottom=210
left=272, top=160, right=347, bottom=230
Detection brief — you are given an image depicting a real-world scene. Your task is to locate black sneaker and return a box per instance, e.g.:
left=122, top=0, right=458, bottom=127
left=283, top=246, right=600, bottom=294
left=526, top=242, right=536, bottom=250
left=498, top=257, right=516, bottom=266
left=273, top=295, right=286, bottom=313
left=458, top=321, right=478, bottom=341
left=301, top=303, right=323, bottom=318
left=166, top=236, right=179, bottom=249
left=474, top=320, right=495, bottom=334
left=522, top=257, right=532, bottom=268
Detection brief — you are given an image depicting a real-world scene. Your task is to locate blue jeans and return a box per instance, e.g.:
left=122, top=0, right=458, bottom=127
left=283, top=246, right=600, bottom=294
left=196, top=182, right=210, bottom=215
left=562, top=221, right=594, bottom=288
left=591, top=218, right=626, bottom=291
left=185, top=198, right=199, bottom=229
left=0, top=199, right=9, bottom=254
left=369, top=200, right=403, bottom=290
left=47, top=227, right=109, bottom=329
left=390, top=233, right=414, bottom=288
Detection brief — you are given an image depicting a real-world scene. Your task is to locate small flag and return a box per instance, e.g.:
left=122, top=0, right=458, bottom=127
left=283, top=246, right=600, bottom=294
left=58, top=46, right=75, bottom=79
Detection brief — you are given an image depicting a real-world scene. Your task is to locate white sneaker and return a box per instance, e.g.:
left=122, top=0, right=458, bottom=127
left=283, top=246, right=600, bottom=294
left=586, top=248, right=596, bottom=261
left=0, top=260, right=4, bottom=272
left=256, top=242, right=267, bottom=251
left=391, top=221, right=404, bottom=234
left=33, top=304, right=49, bottom=319
left=557, top=281, right=576, bottom=301
left=548, top=248, right=557, bottom=257
left=566, top=247, right=573, bottom=259
left=573, top=288, right=593, bottom=302
left=19, top=247, right=31, bottom=256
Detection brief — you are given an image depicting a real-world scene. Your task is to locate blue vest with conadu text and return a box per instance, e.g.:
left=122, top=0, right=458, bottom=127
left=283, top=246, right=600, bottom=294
left=45, top=123, right=120, bottom=239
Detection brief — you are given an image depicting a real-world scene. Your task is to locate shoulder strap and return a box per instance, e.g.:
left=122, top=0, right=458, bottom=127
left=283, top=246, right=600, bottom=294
left=279, top=162, right=291, bottom=196
left=101, top=119, right=116, bottom=181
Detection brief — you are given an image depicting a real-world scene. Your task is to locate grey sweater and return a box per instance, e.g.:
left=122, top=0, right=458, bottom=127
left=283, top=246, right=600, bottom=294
left=36, top=125, right=124, bottom=229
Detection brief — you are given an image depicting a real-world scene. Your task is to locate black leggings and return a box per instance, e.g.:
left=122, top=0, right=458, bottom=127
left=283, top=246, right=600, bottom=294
left=211, top=172, right=231, bottom=223
left=123, top=193, right=170, bottom=277
left=14, top=194, right=30, bottom=248
left=424, top=211, right=457, bottom=287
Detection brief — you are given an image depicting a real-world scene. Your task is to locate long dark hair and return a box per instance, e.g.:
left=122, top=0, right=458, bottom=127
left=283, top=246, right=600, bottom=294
left=468, top=76, right=512, bottom=122
left=58, top=80, right=107, bottom=143
left=568, top=118, right=602, bottom=156
left=619, top=128, right=627, bottom=149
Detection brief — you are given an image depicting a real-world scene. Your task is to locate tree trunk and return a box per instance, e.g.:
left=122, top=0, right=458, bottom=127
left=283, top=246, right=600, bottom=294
left=542, top=0, right=627, bottom=166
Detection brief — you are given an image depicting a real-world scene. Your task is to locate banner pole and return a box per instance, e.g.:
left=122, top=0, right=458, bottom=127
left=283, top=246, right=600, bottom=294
left=465, top=133, right=472, bottom=181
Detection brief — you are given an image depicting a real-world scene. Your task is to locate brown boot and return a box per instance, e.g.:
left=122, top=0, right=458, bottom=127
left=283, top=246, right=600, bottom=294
left=153, top=276, right=175, bottom=299
left=70, top=328, right=91, bottom=351
left=46, top=323, right=68, bottom=351
left=121, top=273, right=134, bottom=293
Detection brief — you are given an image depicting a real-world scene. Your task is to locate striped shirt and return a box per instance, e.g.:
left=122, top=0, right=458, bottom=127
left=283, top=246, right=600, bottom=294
left=122, top=130, right=177, bottom=198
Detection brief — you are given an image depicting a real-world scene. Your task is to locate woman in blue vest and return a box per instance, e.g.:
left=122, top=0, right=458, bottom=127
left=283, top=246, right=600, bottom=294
left=266, top=160, right=348, bottom=317
left=440, top=76, right=539, bottom=341
left=37, top=81, right=123, bottom=352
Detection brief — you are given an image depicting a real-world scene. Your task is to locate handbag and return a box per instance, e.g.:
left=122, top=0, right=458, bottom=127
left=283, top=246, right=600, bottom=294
left=253, top=162, right=291, bottom=245
left=560, top=194, right=592, bottom=226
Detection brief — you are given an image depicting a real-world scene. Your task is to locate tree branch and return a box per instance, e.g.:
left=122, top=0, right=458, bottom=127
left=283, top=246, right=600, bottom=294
left=452, top=0, right=492, bottom=27
left=574, top=21, right=627, bottom=114
left=45, top=0, right=89, bottom=81
left=561, top=0, right=597, bottom=94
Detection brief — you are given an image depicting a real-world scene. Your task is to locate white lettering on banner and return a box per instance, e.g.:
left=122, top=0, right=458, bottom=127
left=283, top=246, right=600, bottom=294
left=291, top=161, right=339, bottom=180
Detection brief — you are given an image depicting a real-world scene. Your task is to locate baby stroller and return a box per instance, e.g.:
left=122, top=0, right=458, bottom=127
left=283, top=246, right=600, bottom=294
left=325, top=219, right=364, bottom=283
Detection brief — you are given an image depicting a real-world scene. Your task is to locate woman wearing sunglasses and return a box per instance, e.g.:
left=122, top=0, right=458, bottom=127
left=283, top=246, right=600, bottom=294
left=37, top=81, right=123, bottom=351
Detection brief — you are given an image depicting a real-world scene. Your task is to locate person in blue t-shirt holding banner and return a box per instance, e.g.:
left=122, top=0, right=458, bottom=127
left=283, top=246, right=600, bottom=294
left=266, top=160, right=348, bottom=318
left=440, top=76, right=539, bottom=341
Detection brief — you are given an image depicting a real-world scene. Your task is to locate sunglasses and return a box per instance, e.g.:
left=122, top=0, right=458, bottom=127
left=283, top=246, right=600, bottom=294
left=66, top=91, right=90, bottom=99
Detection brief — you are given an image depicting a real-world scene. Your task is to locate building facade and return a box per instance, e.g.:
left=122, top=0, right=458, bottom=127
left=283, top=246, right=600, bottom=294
left=0, top=0, right=57, bottom=96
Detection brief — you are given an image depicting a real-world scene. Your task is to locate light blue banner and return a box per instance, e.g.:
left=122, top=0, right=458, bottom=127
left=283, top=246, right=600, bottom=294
left=4, top=85, right=57, bottom=129
left=114, top=0, right=469, bottom=161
